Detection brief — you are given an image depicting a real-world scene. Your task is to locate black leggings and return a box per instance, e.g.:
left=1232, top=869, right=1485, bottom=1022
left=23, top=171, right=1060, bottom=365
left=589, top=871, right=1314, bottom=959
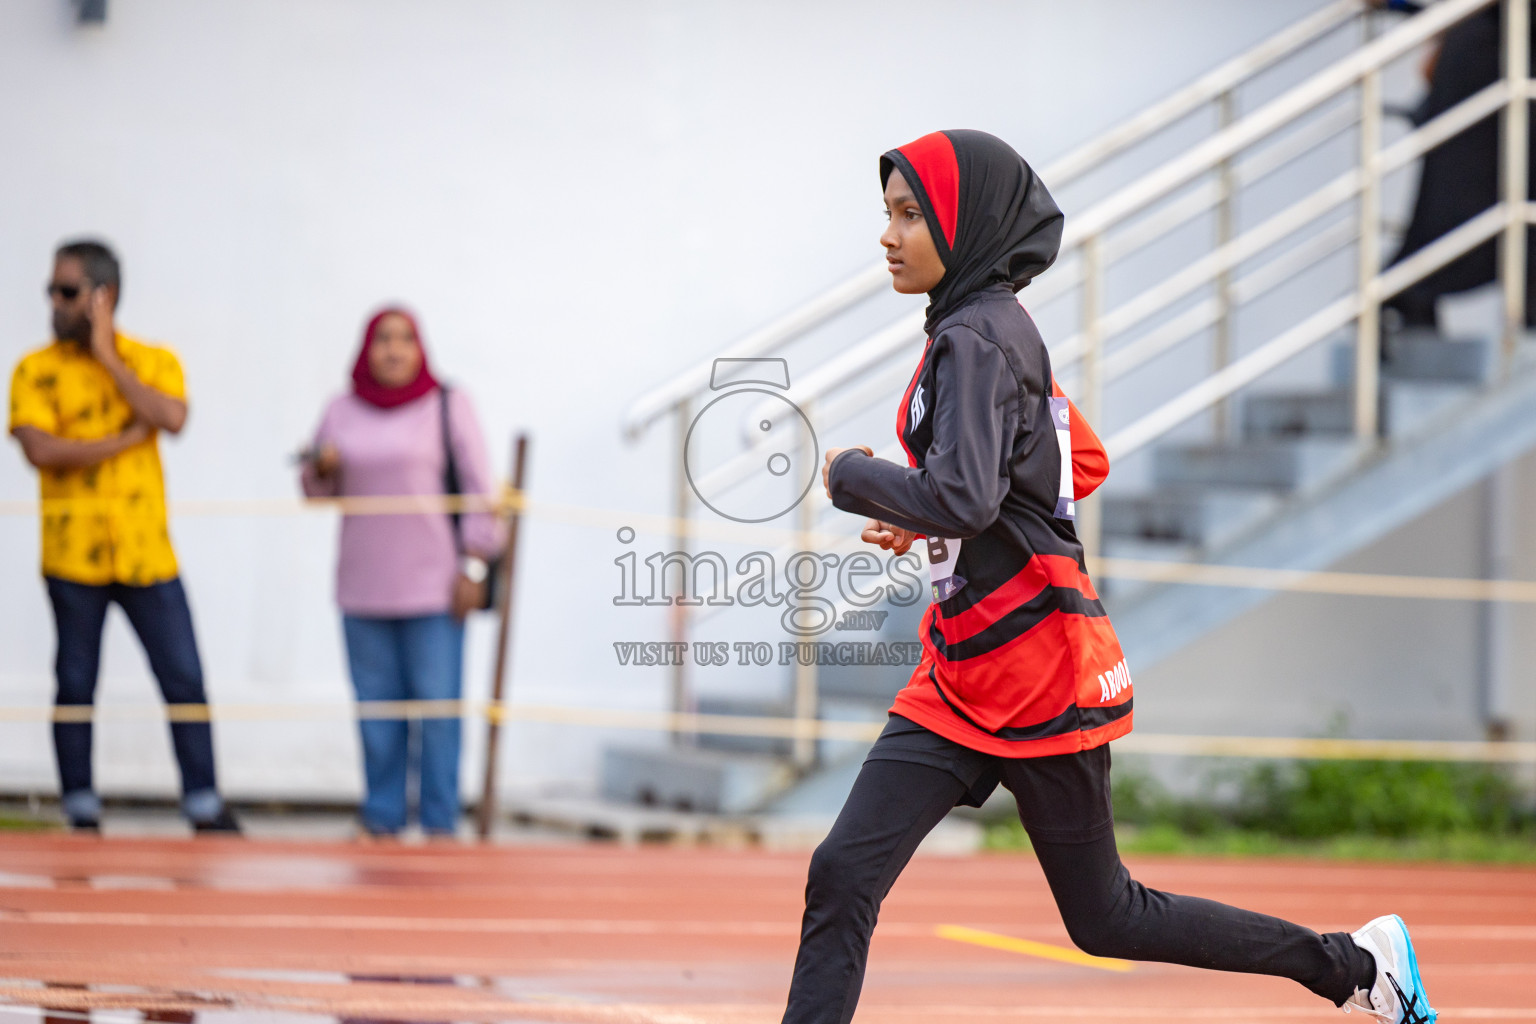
left=781, top=758, right=1373, bottom=1024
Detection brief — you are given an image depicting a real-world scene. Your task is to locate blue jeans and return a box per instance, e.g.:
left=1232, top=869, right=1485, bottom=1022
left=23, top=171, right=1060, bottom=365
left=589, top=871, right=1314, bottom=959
left=342, top=613, right=465, bottom=835
left=45, top=576, right=224, bottom=825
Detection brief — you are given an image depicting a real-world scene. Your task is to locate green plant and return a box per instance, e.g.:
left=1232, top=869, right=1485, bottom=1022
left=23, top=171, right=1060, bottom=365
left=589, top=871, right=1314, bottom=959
left=981, top=757, right=1536, bottom=862
left=1234, top=759, right=1527, bottom=839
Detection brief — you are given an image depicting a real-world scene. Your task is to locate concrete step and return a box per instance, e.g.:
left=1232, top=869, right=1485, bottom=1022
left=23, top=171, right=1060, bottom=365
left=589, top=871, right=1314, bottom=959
left=1102, top=489, right=1281, bottom=548
left=1152, top=438, right=1359, bottom=491
left=1380, top=380, right=1473, bottom=438
left=600, top=745, right=794, bottom=814
left=1243, top=384, right=1471, bottom=441
left=1243, top=391, right=1352, bottom=438
left=1330, top=330, right=1494, bottom=387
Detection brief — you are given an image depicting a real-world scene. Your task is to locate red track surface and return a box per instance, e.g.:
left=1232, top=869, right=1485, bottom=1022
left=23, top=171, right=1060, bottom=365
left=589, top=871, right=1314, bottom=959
left=0, top=834, right=1532, bottom=1023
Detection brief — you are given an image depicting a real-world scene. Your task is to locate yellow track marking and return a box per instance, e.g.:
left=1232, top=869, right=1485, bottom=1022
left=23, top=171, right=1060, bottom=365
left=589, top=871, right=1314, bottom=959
left=935, top=924, right=1135, bottom=972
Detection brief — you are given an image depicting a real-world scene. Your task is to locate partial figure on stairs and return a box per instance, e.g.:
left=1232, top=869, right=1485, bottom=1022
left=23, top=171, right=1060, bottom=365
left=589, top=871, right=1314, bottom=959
left=1376, top=0, right=1536, bottom=333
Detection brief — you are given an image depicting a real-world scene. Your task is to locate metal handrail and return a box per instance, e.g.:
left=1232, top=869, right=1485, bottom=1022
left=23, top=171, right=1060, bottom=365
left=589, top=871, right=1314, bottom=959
left=1104, top=203, right=1529, bottom=459
left=1051, top=76, right=1511, bottom=374
left=1040, top=0, right=1364, bottom=184
left=715, top=72, right=1512, bottom=495
left=621, top=264, right=888, bottom=440
left=620, top=0, right=1366, bottom=441
left=1066, top=0, right=1491, bottom=242
left=770, top=98, right=1363, bottom=398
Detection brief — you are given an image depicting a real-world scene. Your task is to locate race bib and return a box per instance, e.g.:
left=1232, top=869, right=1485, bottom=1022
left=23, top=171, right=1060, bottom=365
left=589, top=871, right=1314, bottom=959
left=926, top=535, right=966, bottom=602
left=1050, top=395, right=1076, bottom=520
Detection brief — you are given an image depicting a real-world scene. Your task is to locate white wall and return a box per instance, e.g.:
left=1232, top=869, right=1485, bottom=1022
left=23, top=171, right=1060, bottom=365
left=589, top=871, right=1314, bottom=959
left=0, top=0, right=1407, bottom=802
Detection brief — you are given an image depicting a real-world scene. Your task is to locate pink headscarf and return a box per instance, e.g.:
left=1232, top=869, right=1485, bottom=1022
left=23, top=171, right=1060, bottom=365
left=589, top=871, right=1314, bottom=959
left=351, top=307, right=440, bottom=409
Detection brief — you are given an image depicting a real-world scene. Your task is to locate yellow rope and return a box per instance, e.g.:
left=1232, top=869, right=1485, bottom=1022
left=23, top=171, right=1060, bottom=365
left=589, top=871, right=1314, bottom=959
left=0, top=488, right=1533, bottom=604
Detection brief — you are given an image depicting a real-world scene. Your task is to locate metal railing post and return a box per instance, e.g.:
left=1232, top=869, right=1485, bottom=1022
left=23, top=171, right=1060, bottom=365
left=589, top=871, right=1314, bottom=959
left=1213, top=89, right=1237, bottom=440
left=1078, top=236, right=1104, bottom=560
left=1502, top=0, right=1531, bottom=368
left=791, top=402, right=818, bottom=770
left=1354, top=68, right=1384, bottom=440
left=670, top=400, right=693, bottom=747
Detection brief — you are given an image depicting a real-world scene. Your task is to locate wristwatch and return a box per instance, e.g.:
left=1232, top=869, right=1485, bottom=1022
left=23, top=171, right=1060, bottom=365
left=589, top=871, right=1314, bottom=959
left=460, top=556, right=489, bottom=584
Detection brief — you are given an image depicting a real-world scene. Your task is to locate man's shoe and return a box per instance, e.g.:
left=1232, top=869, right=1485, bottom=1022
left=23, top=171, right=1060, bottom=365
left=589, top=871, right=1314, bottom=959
left=1344, top=914, right=1436, bottom=1024
left=69, top=819, right=100, bottom=834
left=192, top=808, right=242, bottom=835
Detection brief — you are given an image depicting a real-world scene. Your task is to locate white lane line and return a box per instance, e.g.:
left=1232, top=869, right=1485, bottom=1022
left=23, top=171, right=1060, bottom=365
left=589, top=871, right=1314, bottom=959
left=1, top=999, right=1535, bottom=1021
left=6, top=909, right=1536, bottom=943
left=0, top=910, right=803, bottom=936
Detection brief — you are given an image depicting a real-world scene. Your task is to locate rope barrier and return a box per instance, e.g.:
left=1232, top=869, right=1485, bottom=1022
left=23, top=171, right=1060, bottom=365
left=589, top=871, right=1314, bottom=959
left=1, top=488, right=1534, bottom=604
left=1, top=490, right=1532, bottom=766
left=1089, top=556, right=1536, bottom=604
left=1, top=699, right=1530, bottom=763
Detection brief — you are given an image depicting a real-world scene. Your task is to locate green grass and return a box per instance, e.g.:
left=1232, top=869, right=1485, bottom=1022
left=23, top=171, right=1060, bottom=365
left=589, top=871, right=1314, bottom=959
left=0, top=812, right=62, bottom=833
left=982, top=757, right=1536, bottom=864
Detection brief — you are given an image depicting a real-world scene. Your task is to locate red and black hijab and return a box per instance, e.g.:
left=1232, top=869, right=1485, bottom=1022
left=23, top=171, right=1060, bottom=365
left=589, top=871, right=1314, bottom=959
left=880, top=129, right=1063, bottom=331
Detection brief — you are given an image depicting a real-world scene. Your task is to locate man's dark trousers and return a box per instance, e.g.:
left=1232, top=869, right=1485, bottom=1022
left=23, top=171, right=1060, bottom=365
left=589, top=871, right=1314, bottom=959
left=45, top=576, right=222, bottom=823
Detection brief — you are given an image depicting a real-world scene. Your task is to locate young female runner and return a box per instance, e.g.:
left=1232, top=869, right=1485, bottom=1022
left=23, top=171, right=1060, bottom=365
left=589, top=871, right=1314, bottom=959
left=790, top=129, right=1434, bottom=1024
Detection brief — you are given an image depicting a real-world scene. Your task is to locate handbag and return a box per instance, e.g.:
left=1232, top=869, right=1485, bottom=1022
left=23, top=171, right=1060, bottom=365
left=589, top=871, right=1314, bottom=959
left=440, top=385, right=501, bottom=611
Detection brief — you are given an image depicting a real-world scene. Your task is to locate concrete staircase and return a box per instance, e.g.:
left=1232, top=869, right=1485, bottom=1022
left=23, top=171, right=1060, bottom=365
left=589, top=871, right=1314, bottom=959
left=1104, top=331, right=1536, bottom=665
left=1103, top=330, right=1493, bottom=579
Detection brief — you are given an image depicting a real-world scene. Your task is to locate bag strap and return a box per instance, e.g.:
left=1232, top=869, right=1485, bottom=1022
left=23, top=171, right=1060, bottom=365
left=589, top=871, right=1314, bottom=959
left=439, top=385, right=465, bottom=554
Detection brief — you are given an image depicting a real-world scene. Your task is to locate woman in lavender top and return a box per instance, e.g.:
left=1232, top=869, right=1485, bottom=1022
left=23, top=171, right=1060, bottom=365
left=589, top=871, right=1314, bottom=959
left=302, top=307, right=504, bottom=839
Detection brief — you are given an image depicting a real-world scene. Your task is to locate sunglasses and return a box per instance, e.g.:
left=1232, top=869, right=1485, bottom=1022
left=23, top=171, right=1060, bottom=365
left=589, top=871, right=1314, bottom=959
left=46, top=282, right=93, bottom=301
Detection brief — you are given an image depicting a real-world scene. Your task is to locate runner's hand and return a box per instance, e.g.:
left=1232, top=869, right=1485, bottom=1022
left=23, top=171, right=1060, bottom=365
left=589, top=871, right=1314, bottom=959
left=861, top=518, right=915, bottom=556
left=822, top=445, right=874, bottom=498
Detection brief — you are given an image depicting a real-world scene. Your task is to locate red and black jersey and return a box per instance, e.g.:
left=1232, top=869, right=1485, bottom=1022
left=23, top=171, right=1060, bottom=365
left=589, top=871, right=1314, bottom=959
left=828, top=130, right=1132, bottom=758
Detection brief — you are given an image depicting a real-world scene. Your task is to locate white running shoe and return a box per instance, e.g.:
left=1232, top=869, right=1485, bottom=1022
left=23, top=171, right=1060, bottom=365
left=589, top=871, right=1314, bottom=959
left=1343, top=914, right=1436, bottom=1024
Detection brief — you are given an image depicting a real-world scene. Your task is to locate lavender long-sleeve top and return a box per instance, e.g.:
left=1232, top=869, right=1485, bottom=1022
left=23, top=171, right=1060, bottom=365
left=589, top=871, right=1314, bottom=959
left=301, top=388, right=505, bottom=618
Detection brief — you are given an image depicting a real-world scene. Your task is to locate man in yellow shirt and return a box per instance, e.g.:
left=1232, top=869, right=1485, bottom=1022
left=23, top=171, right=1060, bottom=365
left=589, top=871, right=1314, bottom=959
left=9, top=240, right=237, bottom=834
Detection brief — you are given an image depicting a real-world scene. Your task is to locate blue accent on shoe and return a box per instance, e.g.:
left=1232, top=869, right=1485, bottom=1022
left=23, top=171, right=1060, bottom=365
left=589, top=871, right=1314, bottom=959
left=1388, top=914, right=1436, bottom=1024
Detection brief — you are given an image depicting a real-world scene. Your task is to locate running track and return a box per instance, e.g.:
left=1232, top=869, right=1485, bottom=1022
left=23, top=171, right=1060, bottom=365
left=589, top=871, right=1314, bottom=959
left=0, top=835, right=1532, bottom=1023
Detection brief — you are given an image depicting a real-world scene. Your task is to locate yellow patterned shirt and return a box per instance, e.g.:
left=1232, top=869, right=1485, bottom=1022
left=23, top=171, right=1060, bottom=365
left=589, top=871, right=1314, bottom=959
left=8, top=333, right=185, bottom=586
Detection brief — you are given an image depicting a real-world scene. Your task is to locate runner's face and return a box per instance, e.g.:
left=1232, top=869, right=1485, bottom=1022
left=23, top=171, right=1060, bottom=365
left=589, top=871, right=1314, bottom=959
left=367, top=313, right=423, bottom=389
left=881, top=169, right=946, bottom=294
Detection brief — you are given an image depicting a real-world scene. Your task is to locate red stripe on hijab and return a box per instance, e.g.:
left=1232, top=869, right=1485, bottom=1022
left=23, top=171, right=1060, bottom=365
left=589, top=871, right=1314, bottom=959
left=351, top=307, right=440, bottom=409
left=897, top=132, right=960, bottom=249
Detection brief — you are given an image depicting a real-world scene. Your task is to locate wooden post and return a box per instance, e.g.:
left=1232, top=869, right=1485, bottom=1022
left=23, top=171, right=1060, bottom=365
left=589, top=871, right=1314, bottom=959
left=476, top=433, right=529, bottom=842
